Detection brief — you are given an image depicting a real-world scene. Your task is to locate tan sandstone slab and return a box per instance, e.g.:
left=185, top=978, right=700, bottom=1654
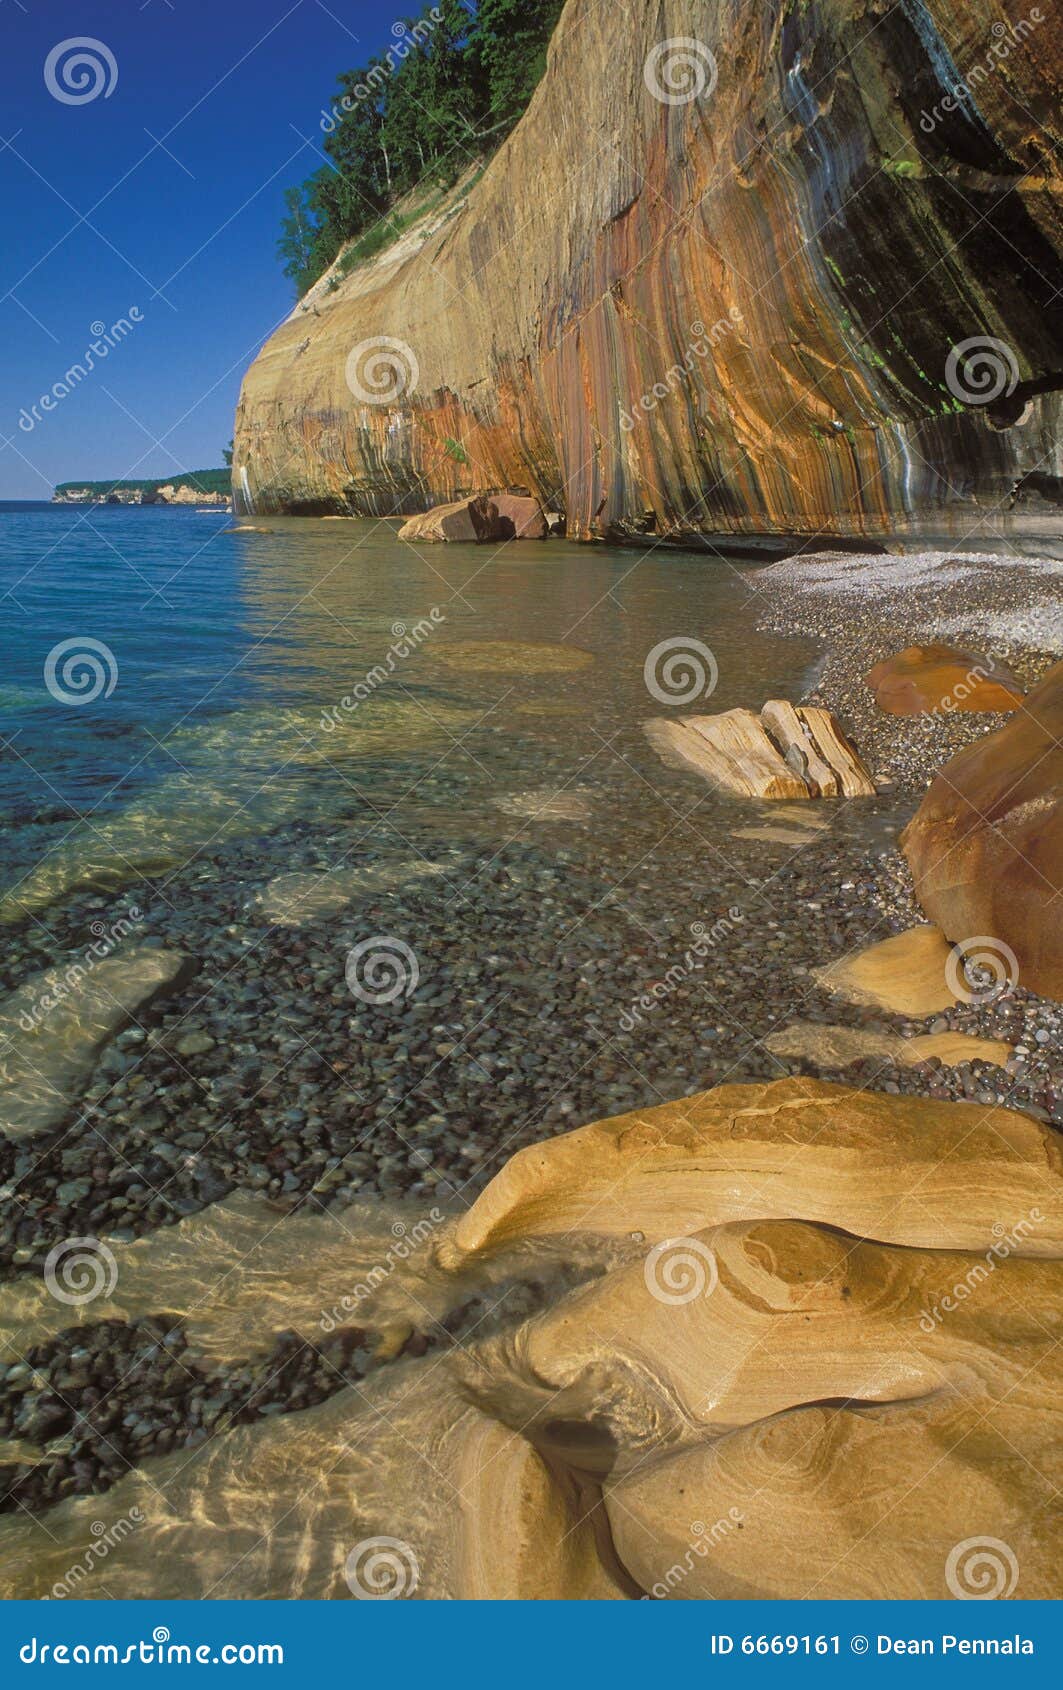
left=814, top=924, right=958, bottom=1016
left=441, top=1075, right=1063, bottom=1264
left=900, top=1031, right=1014, bottom=1068
left=765, top=1022, right=902, bottom=1068
left=254, top=860, right=446, bottom=927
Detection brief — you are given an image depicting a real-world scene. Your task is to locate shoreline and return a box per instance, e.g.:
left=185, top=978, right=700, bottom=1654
left=0, top=542, right=1060, bottom=1538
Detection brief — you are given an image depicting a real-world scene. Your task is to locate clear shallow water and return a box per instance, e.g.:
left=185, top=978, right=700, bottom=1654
left=0, top=504, right=820, bottom=904
left=0, top=503, right=860, bottom=1597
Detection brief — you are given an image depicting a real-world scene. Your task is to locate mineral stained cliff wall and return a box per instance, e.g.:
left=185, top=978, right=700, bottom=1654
left=234, top=0, right=1063, bottom=538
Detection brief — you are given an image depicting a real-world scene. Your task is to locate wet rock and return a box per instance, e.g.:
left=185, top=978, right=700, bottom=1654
left=865, top=644, right=1024, bottom=715
left=0, top=949, right=194, bottom=1139
left=901, top=660, right=1063, bottom=1002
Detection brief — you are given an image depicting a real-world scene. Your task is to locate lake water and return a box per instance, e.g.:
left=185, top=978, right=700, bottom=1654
left=0, top=503, right=893, bottom=1598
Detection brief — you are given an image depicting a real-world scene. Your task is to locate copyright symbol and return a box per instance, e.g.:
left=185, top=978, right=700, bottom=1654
left=851, top=1636, right=869, bottom=1655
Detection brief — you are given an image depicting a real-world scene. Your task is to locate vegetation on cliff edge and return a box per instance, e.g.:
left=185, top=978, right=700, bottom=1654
left=278, top=0, right=564, bottom=296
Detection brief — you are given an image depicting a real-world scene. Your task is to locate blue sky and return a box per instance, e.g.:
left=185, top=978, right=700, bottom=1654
left=0, top=0, right=396, bottom=498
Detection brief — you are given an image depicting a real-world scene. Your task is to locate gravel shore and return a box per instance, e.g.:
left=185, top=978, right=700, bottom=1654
left=0, top=544, right=1059, bottom=1519
left=748, top=547, right=1060, bottom=794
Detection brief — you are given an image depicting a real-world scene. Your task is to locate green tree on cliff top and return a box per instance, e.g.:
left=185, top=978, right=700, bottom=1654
left=278, top=0, right=565, bottom=295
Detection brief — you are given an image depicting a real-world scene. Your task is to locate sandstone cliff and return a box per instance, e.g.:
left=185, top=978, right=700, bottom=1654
left=234, top=0, right=1063, bottom=537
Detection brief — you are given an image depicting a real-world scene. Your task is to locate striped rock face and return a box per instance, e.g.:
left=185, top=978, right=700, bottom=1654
left=234, top=0, right=1063, bottom=536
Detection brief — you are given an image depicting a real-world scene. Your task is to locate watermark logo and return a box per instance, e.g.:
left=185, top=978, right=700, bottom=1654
left=344, top=336, right=419, bottom=404
left=644, top=636, right=718, bottom=706
left=918, top=1210, right=1043, bottom=1333
left=344, top=1536, right=419, bottom=1599
left=320, top=9, right=443, bottom=130
left=644, top=38, right=718, bottom=105
left=44, top=38, right=118, bottom=105
left=345, top=936, right=419, bottom=1005
left=945, top=935, right=1019, bottom=1004
left=319, top=610, right=444, bottom=730
left=18, top=310, right=143, bottom=433
left=44, top=638, right=118, bottom=705
left=644, top=1237, right=718, bottom=1305
left=945, top=1536, right=1019, bottom=1599
left=945, top=336, right=1019, bottom=406
left=43, top=1237, right=119, bottom=1306
left=620, top=310, right=742, bottom=430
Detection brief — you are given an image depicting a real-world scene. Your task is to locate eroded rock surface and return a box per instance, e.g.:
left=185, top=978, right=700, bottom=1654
left=1, top=1079, right=1060, bottom=1599
left=901, top=661, right=1063, bottom=1002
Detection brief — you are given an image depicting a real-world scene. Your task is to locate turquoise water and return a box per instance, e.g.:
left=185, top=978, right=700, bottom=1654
left=0, top=503, right=821, bottom=910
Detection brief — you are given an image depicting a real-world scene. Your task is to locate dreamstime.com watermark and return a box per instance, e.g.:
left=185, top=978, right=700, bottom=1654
left=18, top=312, right=143, bottom=433
left=345, top=335, right=419, bottom=404
left=43, top=1237, right=119, bottom=1307
left=918, top=1211, right=1043, bottom=1333
left=344, top=1536, right=419, bottom=1598
left=345, top=936, right=420, bottom=1005
left=46, top=1510, right=145, bottom=1599
left=44, top=37, right=117, bottom=105
left=945, top=934, right=1020, bottom=1004
left=621, top=310, right=743, bottom=430
left=945, top=1536, right=1019, bottom=1600
left=15, top=910, right=143, bottom=1033
left=590, top=910, right=744, bottom=1036
left=319, top=609, right=445, bottom=730
left=945, top=335, right=1019, bottom=406
left=43, top=638, right=119, bottom=705
left=19, top=1629, right=283, bottom=1665
left=643, top=38, right=718, bottom=106
left=919, top=11, right=1044, bottom=134
left=320, top=1210, right=444, bottom=1329
left=320, top=11, right=443, bottom=130
left=642, top=1510, right=744, bottom=1598
left=644, top=635, right=719, bottom=705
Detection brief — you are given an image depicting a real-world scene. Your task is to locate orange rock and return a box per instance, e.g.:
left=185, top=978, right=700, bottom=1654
left=865, top=644, right=1024, bottom=714
left=900, top=661, right=1063, bottom=1001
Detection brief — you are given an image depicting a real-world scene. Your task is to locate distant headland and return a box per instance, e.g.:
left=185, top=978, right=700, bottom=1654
left=53, top=469, right=231, bottom=507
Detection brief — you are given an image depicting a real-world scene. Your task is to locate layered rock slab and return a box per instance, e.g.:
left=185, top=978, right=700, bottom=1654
left=441, top=1075, right=1063, bottom=1264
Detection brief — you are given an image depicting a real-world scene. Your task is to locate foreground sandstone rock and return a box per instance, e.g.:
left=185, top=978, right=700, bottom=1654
left=398, top=493, right=546, bottom=543
left=1, top=1080, right=1060, bottom=1599
left=865, top=644, right=1024, bottom=714
left=0, top=948, right=192, bottom=1138
left=441, top=1076, right=1063, bottom=1264
left=901, top=661, right=1063, bottom=1002
left=234, top=0, right=1061, bottom=533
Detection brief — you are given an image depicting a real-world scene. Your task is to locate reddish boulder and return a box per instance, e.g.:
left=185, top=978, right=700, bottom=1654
left=865, top=644, right=1024, bottom=714
left=397, top=496, right=511, bottom=544
left=900, top=661, right=1063, bottom=1001
left=486, top=494, right=547, bottom=539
